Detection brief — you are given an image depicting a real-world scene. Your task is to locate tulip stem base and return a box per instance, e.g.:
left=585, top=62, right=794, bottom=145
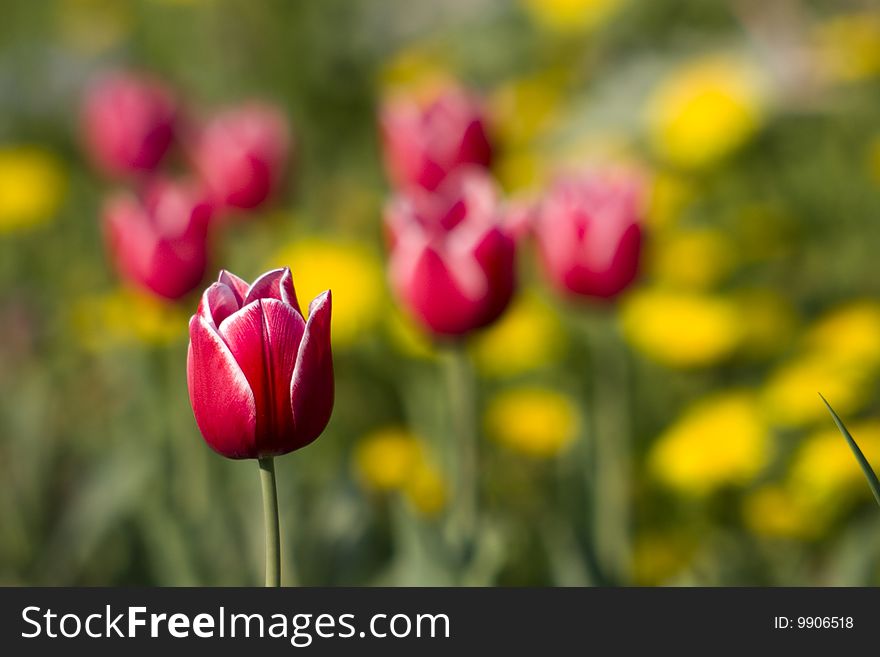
left=258, top=457, right=281, bottom=587
left=445, top=343, right=478, bottom=575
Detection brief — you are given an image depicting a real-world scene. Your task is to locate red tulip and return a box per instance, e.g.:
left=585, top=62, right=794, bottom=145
left=385, top=167, right=516, bottom=337
left=82, top=71, right=177, bottom=176
left=380, top=85, right=492, bottom=192
left=534, top=170, right=644, bottom=300
left=192, top=104, right=290, bottom=211
left=187, top=269, right=333, bottom=459
left=103, top=179, right=211, bottom=300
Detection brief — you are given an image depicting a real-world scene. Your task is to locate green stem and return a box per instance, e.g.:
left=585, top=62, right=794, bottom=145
left=258, top=457, right=281, bottom=587
left=584, top=317, right=631, bottom=584
left=444, top=343, right=478, bottom=573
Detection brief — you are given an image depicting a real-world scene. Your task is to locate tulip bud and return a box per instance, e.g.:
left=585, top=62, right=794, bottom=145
left=380, top=85, right=492, bottom=192
left=191, top=104, right=290, bottom=211
left=82, top=71, right=177, bottom=176
left=186, top=268, right=334, bottom=459
left=103, top=179, right=211, bottom=300
left=534, top=170, right=644, bottom=300
left=385, top=167, right=516, bottom=337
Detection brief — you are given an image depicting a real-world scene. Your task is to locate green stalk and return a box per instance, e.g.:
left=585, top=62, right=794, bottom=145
left=258, top=457, right=281, bottom=587
left=445, top=343, right=478, bottom=573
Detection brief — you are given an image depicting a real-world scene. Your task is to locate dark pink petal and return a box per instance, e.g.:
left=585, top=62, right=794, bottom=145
left=290, top=291, right=334, bottom=449
left=187, top=315, right=257, bottom=459
left=218, top=270, right=249, bottom=303
left=471, top=226, right=516, bottom=327
left=219, top=298, right=305, bottom=456
left=244, top=267, right=300, bottom=313
left=197, top=282, right=241, bottom=326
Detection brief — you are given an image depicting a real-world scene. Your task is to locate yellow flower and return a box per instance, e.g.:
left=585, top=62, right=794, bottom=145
left=802, top=300, right=880, bottom=369
left=620, top=288, right=742, bottom=368
left=649, top=391, right=771, bottom=496
left=646, top=56, right=763, bottom=170
left=403, top=460, right=447, bottom=517
left=789, top=420, right=880, bottom=508
left=70, top=288, right=186, bottom=350
left=742, top=485, right=823, bottom=540
left=815, top=12, right=880, bottom=82
left=521, top=0, right=624, bottom=34
left=353, top=427, right=422, bottom=493
left=270, top=238, right=385, bottom=348
left=379, top=44, right=452, bottom=94
left=761, top=356, right=872, bottom=428
left=470, top=291, right=565, bottom=378
left=647, top=227, right=737, bottom=290
left=0, top=147, right=65, bottom=233
left=495, top=149, right=549, bottom=193
left=644, top=170, right=696, bottom=231
left=485, top=386, right=580, bottom=458
left=489, top=71, right=566, bottom=147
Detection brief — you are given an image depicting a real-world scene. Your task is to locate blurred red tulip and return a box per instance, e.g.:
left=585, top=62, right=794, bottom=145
left=192, top=104, right=290, bottom=211
left=385, top=167, right=516, bottom=337
left=380, top=85, right=492, bottom=192
left=82, top=71, right=177, bottom=176
left=103, top=179, right=211, bottom=300
left=535, top=170, right=644, bottom=300
left=187, top=268, right=333, bottom=459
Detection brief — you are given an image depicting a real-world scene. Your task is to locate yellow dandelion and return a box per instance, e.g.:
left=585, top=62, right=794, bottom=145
left=485, top=386, right=580, bottom=459
left=742, top=485, right=823, bottom=540
left=353, top=427, right=422, bottom=493
left=270, top=238, right=385, bottom=348
left=70, top=287, right=186, bottom=350
left=620, top=287, right=743, bottom=368
left=379, top=43, right=452, bottom=95
left=403, top=460, right=447, bottom=517
left=470, top=291, right=565, bottom=378
left=647, top=227, right=737, bottom=290
left=521, top=0, right=624, bottom=34
left=646, top=56, right=764, bottom=170
left=802, top=300, right=880, bottom=369
left=495, top=148, right=549, bottom=194
left=761, top=356, right=872, bottom=428
left=0, top=147, right=66, bottom=233
left=815, top=12, right=880, bottom=83
left=649, top=391, right=771, bottom=496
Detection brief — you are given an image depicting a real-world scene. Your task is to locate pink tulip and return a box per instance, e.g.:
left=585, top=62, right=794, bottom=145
left=103, top=179, right=211, bottom=300
left=380, top=85, right=492, bottom=192
left=187, top=269, right=333, bottom=459
left=191, top=104, right=290, bottom=211
left=385, top=167, right=516, bottom=337
left=82, top=71, right=177, bottom=176
left=534, top=170, right=644, bottom=300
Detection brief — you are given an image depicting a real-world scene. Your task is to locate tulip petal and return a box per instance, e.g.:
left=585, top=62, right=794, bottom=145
left=244, top=267, right=301, bottom=313
left=198, top=282, right=241, bottom=326
left=219, top=298, right=305, bottom=455
left=290, top=291, right=334, bottom=448
left=187, top=315, right=257, bottom=459
left=218, top=270, right=249, bottom=303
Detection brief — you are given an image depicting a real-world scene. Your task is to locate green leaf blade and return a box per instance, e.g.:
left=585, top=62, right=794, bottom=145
left=820, top=394, right=880, bottom=509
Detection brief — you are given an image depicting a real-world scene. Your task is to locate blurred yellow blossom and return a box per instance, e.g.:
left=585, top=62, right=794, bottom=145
left=495, top=148, right=549, bottom=193
left=645, top=170, right=696, bottom=231
left=0, top=147, right=66, bottom=233
left=742, top=485, right=823, bottom=540
left=70, top=288, right=186, bottom=350
left=470, top=291, right=565, bottom=378
left=815, top=12, right=880, bottom=83
left=649, top=391, right=771, bottom=496
left=632, top=532, right=693, bottom=585
left=646, top=56, right=764, bottom=170
left=270, top=238, right=385, bottom=348
left=789, top=420, right=880, bottom=508
left=403, top=460, right=447, bottom=517
left=379, top=44, right=452, bottom=94
left=620, top=288, right=742, bottom=368
left=522, top=0, right=624, bottom=34
left=490, top=70, right=566, bottom=147
left=802, top=300, right=880, bottom=369
left=354, top=427, right=422, bottom=493
left=485, top=387, right=579, bottom=458
left=761, top=356, right=872, bottom=428
left=648, top=227, right=737, bottom=290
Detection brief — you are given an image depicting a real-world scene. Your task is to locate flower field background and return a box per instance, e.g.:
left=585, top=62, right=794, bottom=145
left=3, top=0, right=880, bottom=586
